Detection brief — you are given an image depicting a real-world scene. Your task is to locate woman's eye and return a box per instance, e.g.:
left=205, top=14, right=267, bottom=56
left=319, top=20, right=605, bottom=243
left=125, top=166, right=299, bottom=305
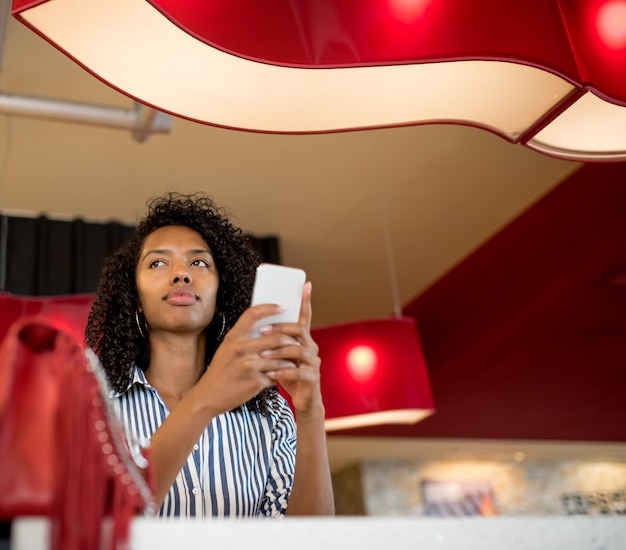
left=149, top=259, right=166, bottom=268
left=191, top=259, right=209, bottom=267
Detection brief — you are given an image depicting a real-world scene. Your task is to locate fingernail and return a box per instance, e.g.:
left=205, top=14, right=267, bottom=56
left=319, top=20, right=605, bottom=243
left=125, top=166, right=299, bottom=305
left=259, top=325, right=272, bottom=334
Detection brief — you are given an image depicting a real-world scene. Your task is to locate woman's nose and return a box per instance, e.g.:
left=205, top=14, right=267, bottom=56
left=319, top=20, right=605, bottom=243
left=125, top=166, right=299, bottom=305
left=171, top=267, right=191, bottom=284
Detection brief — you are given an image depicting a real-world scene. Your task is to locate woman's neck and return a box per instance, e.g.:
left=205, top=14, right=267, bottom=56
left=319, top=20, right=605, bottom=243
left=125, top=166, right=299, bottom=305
left=144, top=331, right=206, bottom=408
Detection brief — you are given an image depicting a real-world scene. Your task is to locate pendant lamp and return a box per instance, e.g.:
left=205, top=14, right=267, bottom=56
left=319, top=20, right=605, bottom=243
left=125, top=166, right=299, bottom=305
left=11, top=0, right=626, bottom=161
left=311, top=316, right=435, bottom=431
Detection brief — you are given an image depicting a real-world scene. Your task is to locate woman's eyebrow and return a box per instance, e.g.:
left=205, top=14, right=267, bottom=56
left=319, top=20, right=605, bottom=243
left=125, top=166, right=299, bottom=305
left=140, top=248, right=171, bottom=262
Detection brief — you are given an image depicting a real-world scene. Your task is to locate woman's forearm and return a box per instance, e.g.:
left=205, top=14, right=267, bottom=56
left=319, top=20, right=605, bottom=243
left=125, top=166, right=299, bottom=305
left=285, top=406, right=335, bottom=516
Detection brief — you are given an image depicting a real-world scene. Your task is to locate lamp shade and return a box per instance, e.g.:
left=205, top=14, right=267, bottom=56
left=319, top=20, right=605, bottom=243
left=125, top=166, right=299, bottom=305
left=11, top=0, right=626, bottom=161
left=312, top=316, right=435, bottom=431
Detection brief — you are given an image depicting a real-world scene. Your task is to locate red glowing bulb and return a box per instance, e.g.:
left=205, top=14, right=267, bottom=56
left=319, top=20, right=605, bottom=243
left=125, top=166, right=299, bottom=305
left=388, top=0, right=431, bottom=22
left=347, top=345, right=378, bottom=382
left=597, top=1, right=626, bottom=49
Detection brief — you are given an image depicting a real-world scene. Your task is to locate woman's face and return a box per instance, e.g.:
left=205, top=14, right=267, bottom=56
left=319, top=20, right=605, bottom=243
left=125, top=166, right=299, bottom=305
left=135, top=225, right=219, bottom=335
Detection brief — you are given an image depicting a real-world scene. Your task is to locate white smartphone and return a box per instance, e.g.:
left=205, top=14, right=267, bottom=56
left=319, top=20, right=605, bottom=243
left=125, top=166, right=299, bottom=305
left=250, top=263, right=306, bottom=337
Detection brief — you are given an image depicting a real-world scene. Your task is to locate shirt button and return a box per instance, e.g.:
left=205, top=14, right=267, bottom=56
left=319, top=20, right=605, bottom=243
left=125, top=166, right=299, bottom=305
left=192, top=488, right=199, bottom=495
left=193, top=444, right=199, bottom=451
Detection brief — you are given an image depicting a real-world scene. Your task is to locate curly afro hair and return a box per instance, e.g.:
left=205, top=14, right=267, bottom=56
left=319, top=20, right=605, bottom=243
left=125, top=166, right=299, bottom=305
left=85, top=191, right=279, bottom=414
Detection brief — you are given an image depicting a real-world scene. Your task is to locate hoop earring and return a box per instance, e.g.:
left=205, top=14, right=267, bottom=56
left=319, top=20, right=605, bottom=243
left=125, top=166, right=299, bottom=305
left=135, top=310, right=148, bottom=339
left=217, top=312, right=226, bottom=340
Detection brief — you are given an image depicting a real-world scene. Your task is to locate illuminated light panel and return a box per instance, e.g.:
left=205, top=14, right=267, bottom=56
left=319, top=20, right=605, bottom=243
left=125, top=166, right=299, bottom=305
left=12, top=0, right=626, bottom=160
left=527, top=91, right=626, bottom=161
left=12, top=0, right=574, bottom=137
left=324, top=409, right=432, bottom=432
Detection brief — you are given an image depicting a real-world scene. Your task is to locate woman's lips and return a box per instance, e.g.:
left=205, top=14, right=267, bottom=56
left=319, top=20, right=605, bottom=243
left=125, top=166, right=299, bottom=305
left=164, top=290, right=198, bottom=305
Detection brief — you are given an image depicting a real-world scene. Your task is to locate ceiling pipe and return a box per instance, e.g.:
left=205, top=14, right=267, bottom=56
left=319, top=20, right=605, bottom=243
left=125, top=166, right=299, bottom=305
left=0, top=1, right=172, bottom=142
left=0, top=92, right=172, bottom=142
left=0, top=0, right=10, bottom=73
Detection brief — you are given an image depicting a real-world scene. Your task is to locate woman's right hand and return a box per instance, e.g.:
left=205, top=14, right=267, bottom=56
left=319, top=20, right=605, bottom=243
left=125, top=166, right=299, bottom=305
left=192, top=304, right=301, bottom=415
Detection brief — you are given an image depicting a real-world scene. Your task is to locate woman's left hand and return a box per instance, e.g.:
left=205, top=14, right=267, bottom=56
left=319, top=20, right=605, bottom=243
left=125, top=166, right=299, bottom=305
left=256, top=281, right=324, bottom=417
left=260, top=282, right=334, bottom=516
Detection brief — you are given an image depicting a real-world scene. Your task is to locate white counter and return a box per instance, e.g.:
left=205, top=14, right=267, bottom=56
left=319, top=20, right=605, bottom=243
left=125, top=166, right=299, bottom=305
left=11, top=515, right=626, bottom=550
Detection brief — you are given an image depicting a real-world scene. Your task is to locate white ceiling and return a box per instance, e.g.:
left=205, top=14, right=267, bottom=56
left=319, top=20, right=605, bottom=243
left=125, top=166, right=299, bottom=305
left=3, top=14, right=613, bottom=470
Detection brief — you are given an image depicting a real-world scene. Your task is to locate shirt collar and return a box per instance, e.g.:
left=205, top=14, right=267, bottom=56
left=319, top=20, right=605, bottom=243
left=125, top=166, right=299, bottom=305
left=109, top=365, right=151, bottom=397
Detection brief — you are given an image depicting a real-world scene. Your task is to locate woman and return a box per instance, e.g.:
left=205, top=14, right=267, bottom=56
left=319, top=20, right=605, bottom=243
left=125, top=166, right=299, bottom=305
left=85, top=192, right=334, bottom=517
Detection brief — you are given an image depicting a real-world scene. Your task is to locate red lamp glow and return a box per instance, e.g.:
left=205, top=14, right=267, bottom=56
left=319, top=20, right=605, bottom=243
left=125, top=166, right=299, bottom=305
left=312, top=316, right=435, bottom=431
left=597, top=1, right=626, bottom=49
left=347, top=345, right=378, bottom=383
left=10, top=0, right=626, bottom=161
left=388, top=0, right=432, bottom=23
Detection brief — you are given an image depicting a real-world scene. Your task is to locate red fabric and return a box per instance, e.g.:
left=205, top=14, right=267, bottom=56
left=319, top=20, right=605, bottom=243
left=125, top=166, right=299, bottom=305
left=0, top=291, right=94, bottom=347
left=0, top=316, right=155, bottom=550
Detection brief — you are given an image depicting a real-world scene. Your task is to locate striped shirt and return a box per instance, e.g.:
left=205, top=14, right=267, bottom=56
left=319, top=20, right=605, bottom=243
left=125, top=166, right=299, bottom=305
left=110, top=366, right=296, bottom=518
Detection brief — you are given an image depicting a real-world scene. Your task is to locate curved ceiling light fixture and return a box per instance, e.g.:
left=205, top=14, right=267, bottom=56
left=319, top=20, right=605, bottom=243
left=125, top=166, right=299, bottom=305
left=12, top=0, right=626, bottom=161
